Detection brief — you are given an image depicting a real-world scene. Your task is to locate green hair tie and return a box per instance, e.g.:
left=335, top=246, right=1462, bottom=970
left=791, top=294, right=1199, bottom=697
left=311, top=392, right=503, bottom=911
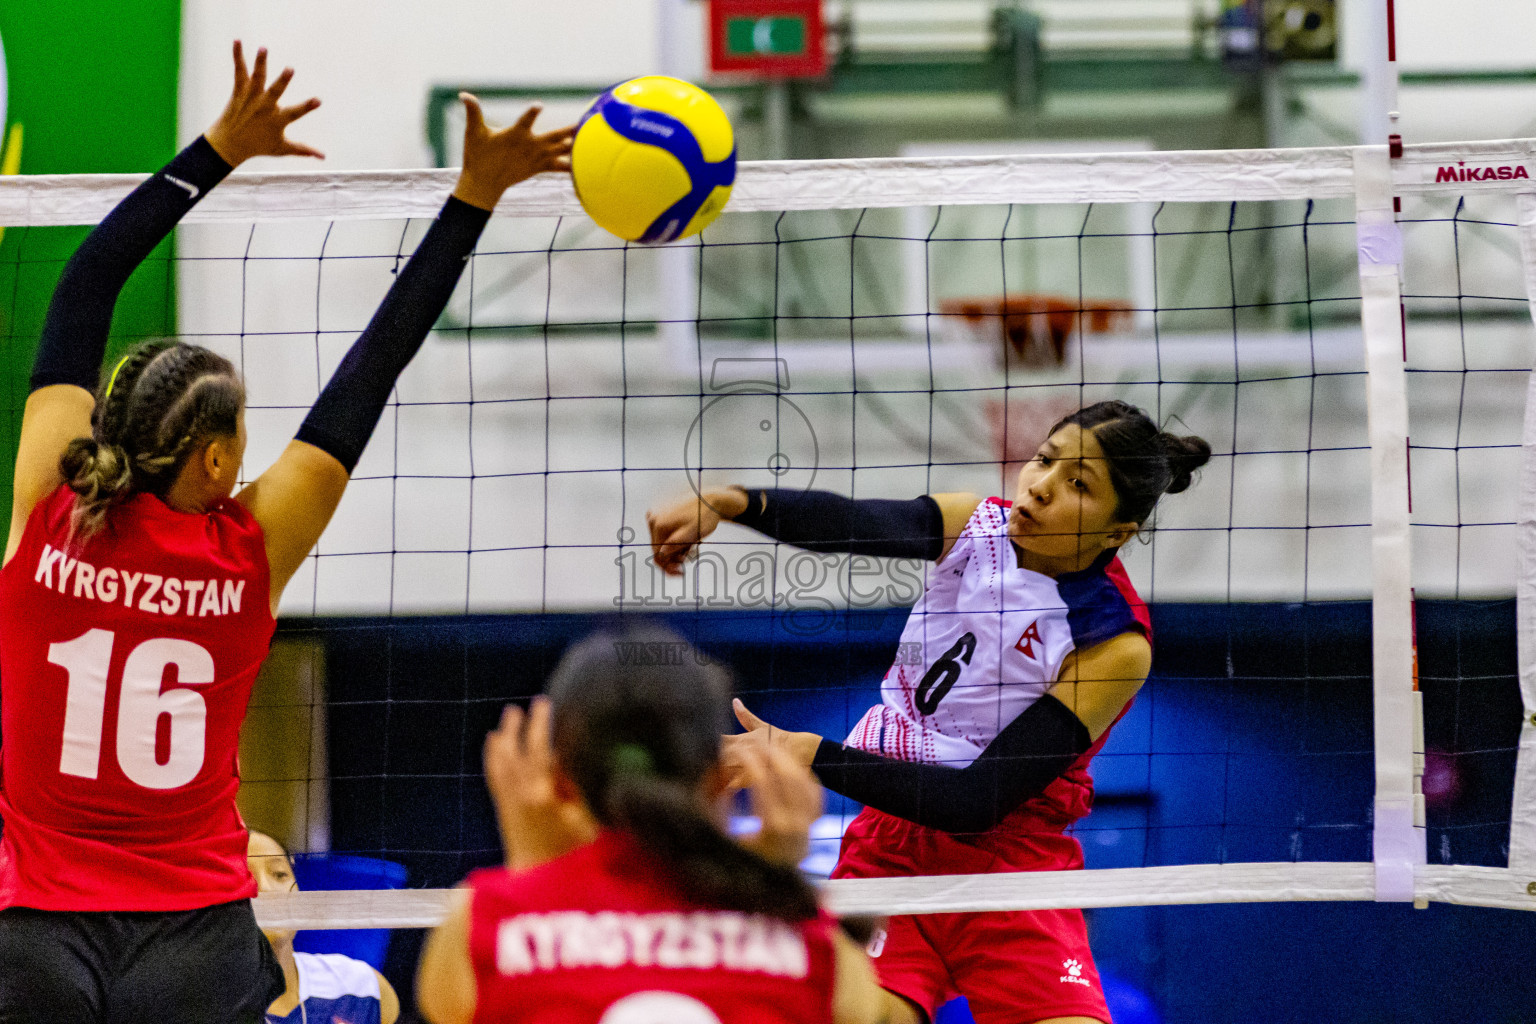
left=609, top=743, right=654, bottom=778
left=102, top=353, right=133, bottom=403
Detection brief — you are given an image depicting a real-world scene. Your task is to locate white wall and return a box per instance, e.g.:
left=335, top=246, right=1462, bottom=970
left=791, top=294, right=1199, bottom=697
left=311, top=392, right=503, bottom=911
left=174, top=198, right=1533, bottom=615
left=180, top=0, right=670, bottom=170
left=181, top=0, right=1536, bottom=170
left=1357, top=0, right=1536, bottom=71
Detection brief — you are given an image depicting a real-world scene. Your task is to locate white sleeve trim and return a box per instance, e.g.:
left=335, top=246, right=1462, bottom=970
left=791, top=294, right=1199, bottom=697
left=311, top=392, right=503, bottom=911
left=294, top=951, right=382, bottom=1002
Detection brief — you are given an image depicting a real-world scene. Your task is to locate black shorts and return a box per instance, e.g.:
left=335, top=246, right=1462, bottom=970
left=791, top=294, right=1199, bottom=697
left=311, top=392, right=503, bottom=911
left=0, top=899, right=284, bottom=1024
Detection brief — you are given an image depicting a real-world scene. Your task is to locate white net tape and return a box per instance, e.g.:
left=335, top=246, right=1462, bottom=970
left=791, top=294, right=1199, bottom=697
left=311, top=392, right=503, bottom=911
left=8, top=138, right=1535, bottom=927
left=1, top=138, right=1533, bottom=225
left=253, top=863, right=1536, bottom=932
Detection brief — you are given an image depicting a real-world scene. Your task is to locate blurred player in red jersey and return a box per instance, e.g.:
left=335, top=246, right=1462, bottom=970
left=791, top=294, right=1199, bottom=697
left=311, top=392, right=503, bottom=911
left=647, top=402, right=1210, bottom=1024
left=415, top=625, right=901, bottom=1024
left=0, top=43, right=572, bottom=1024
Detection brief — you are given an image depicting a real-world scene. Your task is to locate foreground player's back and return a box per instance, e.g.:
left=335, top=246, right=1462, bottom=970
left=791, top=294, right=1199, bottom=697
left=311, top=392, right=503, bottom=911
left=0, top=483, right=275, bottom=911
left=465, top=831, right=837, bottom=1024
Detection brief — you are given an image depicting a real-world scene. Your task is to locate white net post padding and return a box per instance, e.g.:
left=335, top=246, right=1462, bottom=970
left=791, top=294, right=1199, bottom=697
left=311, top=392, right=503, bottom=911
left=1510, top=192, right=1536, bottom=875
left=8, top=140, right=1536, bottom=928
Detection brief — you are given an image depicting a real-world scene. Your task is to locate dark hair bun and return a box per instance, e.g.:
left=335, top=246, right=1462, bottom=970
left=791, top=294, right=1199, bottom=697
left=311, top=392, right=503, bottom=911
left=60, top=437, right=134, bottom=544
left=60, top=438, right=131, bottom=502
left=1160, top=433, right=1212, bottom=494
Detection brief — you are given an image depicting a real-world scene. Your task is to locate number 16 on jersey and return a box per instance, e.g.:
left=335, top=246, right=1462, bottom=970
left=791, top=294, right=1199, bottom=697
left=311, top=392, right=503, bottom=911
left=50, top=627, right=215, bottom=790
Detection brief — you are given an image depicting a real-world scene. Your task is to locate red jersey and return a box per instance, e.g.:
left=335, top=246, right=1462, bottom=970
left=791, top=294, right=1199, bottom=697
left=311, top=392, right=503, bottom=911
left=467, top=832, right=838, bottom=1024
left=0, top=483, right=275, bottom=911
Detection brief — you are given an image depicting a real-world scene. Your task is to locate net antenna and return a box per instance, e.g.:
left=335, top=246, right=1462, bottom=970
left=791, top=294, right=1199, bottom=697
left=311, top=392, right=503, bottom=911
left=1360, top=0, right=1403, bottom=148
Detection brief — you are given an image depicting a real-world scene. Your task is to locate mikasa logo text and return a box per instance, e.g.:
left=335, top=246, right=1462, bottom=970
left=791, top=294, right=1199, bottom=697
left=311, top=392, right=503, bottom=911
left=1435, top=162, right=1529, bottom=182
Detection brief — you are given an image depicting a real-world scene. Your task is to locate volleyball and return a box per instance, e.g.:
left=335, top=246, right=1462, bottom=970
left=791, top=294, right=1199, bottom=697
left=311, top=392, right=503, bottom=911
left=572, top=76, right=736, bottom=244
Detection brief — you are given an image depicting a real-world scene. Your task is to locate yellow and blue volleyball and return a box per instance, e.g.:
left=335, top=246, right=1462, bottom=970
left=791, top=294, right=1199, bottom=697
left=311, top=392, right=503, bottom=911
left=572, top=77, right=736, bottom=244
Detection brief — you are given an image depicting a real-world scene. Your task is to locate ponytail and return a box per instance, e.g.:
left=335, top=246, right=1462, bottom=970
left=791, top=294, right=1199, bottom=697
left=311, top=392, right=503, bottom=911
left=548, top=627, right=821, bottom=924
left=605, top=772, right=819, bottom=921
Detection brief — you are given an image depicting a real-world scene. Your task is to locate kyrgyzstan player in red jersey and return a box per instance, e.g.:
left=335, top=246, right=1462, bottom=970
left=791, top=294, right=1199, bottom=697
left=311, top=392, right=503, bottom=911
left=0, top=43, right=573, bottom=1023
left=648, top=402, right=1210, bottom=1024
left=416, top=626, right=902, bottom=1024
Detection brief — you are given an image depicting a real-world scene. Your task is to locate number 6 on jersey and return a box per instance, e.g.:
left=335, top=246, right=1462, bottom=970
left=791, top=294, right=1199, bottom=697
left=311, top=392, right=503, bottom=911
left=50, top=627, right=214, bottom=790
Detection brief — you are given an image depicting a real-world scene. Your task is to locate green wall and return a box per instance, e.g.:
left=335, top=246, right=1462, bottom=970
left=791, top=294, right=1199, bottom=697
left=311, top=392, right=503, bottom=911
left=0, top=0, right=181, bottom=535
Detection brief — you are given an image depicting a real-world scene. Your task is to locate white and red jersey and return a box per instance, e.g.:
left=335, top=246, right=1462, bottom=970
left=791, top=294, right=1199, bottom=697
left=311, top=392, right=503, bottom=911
left=0, top=483, right=275, bottom=912
left=846, top=497, right=1149, bottom=829
left=467, top=831, right=839, bottom=1024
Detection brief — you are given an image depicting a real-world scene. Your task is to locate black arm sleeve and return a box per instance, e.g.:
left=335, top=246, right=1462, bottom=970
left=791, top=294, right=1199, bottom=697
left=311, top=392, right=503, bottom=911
left=294, top=196, right=491, bottom=473
left=30, top=136, right=232, bottom=393
left=809, top=694, right=1092, bottom=834
left=729, top=488, right=944, bottom=561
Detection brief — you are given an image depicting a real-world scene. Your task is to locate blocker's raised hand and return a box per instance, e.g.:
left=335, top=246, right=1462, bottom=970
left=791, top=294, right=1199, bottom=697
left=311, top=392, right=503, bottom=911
left=483, top=698, right=597, bottom=870
left=205, top=41, right=323, bottom=167
left=452, top=95, right=575, bottom=212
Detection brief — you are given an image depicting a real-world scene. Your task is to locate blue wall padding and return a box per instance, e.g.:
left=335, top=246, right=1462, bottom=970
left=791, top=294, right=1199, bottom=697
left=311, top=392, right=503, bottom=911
left=291, top=853, right=408, bottom=969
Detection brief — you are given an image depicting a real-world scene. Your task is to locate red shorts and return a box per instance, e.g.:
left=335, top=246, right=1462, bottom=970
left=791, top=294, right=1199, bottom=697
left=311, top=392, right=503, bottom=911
left=831, top=807, right=1110, bottom=1024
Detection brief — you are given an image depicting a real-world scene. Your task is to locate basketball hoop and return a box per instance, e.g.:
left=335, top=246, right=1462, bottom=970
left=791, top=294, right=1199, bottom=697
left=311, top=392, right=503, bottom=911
left=939, top=294, right=1133, bottom=370
left=947, top=293, right=1132, bottom=490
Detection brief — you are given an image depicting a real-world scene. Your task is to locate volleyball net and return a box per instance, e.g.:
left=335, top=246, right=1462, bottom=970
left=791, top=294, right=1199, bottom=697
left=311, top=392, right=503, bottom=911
left=2, top=137, right=1535, bottom=932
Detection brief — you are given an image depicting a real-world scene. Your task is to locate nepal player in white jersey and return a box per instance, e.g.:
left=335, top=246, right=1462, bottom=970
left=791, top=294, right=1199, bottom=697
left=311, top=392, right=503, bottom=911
left=647, top=401, right=1210, bottom=1024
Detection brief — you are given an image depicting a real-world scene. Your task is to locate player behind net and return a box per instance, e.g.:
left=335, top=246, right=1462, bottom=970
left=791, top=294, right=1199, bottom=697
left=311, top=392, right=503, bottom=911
left=248, top=831, right=401, bottom=1024
left=646, top=402, right=1210, bottom=1024
left=417, top=625, right=903, bottom=1024
left=0, top=42, right=571, bottom=1023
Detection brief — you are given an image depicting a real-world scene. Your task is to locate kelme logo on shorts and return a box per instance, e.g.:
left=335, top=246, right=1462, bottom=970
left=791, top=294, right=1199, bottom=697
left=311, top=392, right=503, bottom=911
left=1435, top=162, right=1530, bottom=182
left=1059, top=958, right=1090, bottom=987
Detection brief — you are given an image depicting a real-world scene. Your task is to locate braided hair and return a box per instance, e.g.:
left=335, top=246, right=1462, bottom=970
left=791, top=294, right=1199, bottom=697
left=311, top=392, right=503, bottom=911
left=60, top=339, right=245, bottom=542
left=1050, top=400, right=1212, bottom=526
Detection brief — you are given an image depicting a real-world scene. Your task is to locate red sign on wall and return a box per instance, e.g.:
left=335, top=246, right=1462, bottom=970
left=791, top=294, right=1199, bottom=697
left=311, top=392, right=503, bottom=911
left=708, top=0, right=827, bottom=78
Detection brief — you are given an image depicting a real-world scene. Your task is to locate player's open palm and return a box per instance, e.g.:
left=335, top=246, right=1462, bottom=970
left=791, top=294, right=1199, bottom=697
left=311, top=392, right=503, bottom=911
left=455, top=96, right=574, bottom=209
left=205, top=41, right=322, bottom=166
